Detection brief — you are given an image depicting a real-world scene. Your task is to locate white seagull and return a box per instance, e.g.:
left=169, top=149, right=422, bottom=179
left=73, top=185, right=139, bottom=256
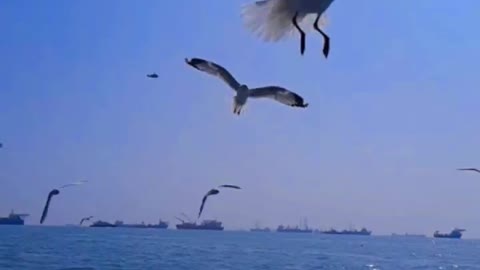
left=241, top=0, right=335, bottom=57
left=185, top=57, right=308, bottom=115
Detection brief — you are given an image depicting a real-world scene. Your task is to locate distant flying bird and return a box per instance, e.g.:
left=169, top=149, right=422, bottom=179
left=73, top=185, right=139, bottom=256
left=242, top=0, right=335, bottom=57
left=219, top=185, right=241, bottom=189
left=40, top=181, right=87, bottom=224
left=457, top=168, right=480, bottom=174
left=185, top=57, right=308, bottom=115
left=198, top=189, right=219, bottom=219
left=80, top=216, right=94, bottom=225
left=147, top=73, right=158, bottom=78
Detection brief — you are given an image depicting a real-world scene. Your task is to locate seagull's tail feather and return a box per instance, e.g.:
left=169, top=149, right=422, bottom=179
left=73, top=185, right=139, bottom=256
left=241, top=0, right=328, bottom=42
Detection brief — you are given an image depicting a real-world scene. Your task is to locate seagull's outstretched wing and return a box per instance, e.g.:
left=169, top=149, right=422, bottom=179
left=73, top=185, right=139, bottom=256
left=249, top=86, right=309, bottom=108
left=40, top=189, right=60, bottom=224
left=185, top=58, right=241, bottom=91
left=198, top=189, right=219, bottom=219
left=198, top=196, right=208, bottom=219
left=219, top=185, right=241, bottom=189
left=457, top=168, right=480, bottom=173
left=80, top=216, right=94, bottom=225
left=59, top=180, right=88, bottom=189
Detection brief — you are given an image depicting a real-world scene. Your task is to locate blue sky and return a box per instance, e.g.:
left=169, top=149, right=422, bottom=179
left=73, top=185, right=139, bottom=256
left=1, top=0, right=480, bottom=237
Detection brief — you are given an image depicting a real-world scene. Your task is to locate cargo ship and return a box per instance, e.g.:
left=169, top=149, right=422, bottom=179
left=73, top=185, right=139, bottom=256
left=321, top=227, right=372, bottom=236
left=277, top=225, right=313, bottom=233
left=0, top=210, right=29, bottom=225
left=277, top=218, right=313, bottom=233
left=114, top=219, right=169, bottom=229
left=433, top=228, right=465, bottom=239
left=176, top=218, right=224, bottom=231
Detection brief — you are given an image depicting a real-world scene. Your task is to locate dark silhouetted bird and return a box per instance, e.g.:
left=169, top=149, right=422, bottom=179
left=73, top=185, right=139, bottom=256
left=80, top=216, right=94, bottom=225
left=40, top=189, right=60, bottom=224
left=198, top=189, right=220, bottom=219
left=39, top=181, right=87, bottom=224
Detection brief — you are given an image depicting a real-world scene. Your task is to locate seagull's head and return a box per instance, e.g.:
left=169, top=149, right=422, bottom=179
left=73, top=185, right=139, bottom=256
left=238, top=84, right=249, bottom=92
left=50, top=189, right=60, bottom=196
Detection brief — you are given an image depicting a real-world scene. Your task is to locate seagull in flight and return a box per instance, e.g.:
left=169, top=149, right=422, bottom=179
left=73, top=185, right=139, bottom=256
left=40, top=181, right=87, bottom=224
left=457, top=168, right=480, bottom=174
left=242, top=0, right=335, bottom=57
left=40, top=189, right=60, bottom=224
left=147, top=73, right=158, bottom=78
left=197, top=185, right=242, bottom=219
left=198, top=189, right=220, bottom=219
left=80, top=216, right=94, bottom=226
left=185, top=57, right=308, bottom=115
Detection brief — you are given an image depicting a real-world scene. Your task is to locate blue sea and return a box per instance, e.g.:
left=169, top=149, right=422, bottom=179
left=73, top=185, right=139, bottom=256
left=0, top=226, right=479, bottom=270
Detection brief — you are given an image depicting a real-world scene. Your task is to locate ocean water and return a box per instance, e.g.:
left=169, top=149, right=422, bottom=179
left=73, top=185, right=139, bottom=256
left=0, top=226, right=479, bottom=270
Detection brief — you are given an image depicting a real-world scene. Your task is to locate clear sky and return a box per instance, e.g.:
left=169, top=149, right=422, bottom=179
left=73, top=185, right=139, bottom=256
left=1, top=0, right=480, bottom=237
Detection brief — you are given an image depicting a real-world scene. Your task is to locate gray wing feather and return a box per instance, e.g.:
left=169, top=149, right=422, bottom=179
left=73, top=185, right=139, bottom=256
left=185, top=58, right=241, bottom=91
left=249, top=86, right=309, bottom=108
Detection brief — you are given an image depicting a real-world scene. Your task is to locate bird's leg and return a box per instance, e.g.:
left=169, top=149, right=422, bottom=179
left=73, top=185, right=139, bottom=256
left=314, top=14, right=330, bottom=58
left=292, top=12, right=306, bottom=55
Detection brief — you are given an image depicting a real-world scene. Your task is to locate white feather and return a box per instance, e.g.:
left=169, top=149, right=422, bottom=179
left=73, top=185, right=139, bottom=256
left=241, top=0, right=331, bottom=42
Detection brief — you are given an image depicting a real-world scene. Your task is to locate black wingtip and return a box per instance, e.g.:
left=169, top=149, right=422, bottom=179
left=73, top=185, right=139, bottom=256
left=185, top=58, right=205, bottom=68
left=292, top=93, right=309, bottom=108
left=323, top=38, right=330, bottom=58
left=185, top=58, right=202, bottom=70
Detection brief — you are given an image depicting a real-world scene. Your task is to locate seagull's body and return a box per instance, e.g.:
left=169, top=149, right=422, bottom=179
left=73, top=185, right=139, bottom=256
left=185, top=57, right=308, bottom=115
left=147, top=73, right=158, bottom=78
left=198, top=189, right=220, bottom=219
left=457, top=168, right=480, bottom=174
left=242, top=0, right=335, bottom=57
left=40, top=189, right=60, bottom=224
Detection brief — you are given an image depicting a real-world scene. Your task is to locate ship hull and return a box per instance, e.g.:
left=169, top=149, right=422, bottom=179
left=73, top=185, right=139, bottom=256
left=433, top=229, right=464, bottom=239
left=434, top=235, right=462, bottom=239
left=90, top=221, right=116, bottom=228
left=119, top=224, right=168, bottom=229
left=176, top=225, right=224, bottom=231
left=322, top=232, right=371, bottom=236
left=321, top=228, right=372, bottom=236
left=277, top=229, right=312, bottom=233
left=0, top=218, right=25, bottom=225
